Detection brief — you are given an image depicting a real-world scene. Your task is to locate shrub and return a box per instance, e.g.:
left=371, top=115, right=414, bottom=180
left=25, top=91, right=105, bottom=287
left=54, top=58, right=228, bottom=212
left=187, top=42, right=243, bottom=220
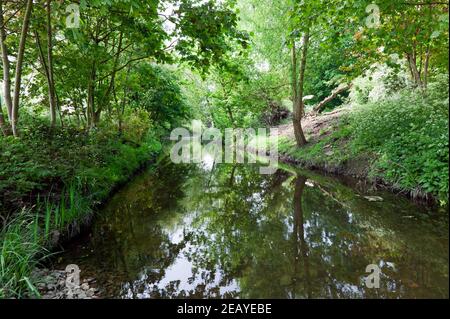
left=350, top=75, right=449, bottom=204
left=349, top=61, right=410, bottom=105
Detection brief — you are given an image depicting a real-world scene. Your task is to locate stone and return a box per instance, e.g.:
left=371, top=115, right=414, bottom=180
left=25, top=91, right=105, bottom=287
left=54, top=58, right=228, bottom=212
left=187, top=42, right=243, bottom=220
left=33, top=267, right=100, bottom=299
left=364, top=196, right=383, bottom=202
left=37, top=283, right=47, bottom=290
left=77, top=291, right=87, bottom=299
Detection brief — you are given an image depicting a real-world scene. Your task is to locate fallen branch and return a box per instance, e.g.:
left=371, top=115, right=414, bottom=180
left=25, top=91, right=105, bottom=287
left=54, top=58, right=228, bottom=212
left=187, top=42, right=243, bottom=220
left=313, top=83, right=352, bottom=114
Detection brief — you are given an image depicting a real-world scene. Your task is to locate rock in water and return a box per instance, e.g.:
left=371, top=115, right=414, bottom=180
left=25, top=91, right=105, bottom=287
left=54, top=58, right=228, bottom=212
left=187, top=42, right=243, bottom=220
left=364, top=196, right=383, bottom=202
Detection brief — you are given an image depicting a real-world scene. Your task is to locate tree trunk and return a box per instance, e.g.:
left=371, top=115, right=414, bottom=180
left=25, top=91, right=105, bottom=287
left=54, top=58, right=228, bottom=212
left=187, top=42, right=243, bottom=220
left=95, top=32, right=123, bottom=125
left=87, top=61, right=96, bottom=128
left=313, top=83, right=352, bottom=114
left=35, top=30, right=57, bottom=126
left=292, top=31, right=309, bottom=147
left=11, top=0, right=34, bottom=137
left=226, top=105, right=235, bottom=128
left=0, top=0, right=13, bottom=127
left=93, top=109, right=101, bottom=125
left=423, top=48, right=431, bottom=89
left=407, top=52, right=423, bottom=88
left=46, top=0, right=57, bottom=126
left=118, top=65, right=132, bottom=134
left=0, top=107, right=7, bottom=136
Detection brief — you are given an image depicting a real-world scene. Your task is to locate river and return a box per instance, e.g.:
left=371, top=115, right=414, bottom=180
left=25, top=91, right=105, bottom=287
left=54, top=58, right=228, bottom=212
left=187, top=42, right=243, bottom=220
left=57, top=154, right=449, bottom=299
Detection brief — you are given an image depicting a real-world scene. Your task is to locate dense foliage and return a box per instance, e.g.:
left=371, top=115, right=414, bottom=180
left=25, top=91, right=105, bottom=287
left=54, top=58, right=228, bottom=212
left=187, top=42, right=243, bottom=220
left=0, top=115, right=161, bottom=297
left=0, top=0, right=448, bottom=299
left=350, top=76, right=449, bottom=204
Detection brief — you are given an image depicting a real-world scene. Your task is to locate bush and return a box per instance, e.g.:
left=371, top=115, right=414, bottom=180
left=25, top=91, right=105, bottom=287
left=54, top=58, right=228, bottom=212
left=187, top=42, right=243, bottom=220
left=129, top=64, right=191, bottom=130
left=0, top=113, right=162, bottom=212
left=350, top=75, right=449, bottom=204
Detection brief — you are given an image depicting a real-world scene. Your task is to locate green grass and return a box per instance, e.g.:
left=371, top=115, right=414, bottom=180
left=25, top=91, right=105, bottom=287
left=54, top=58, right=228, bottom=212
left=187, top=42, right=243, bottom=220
left=278, top=123, right=353, bottom=168
left=0, top=119, right=163, bottom=298
left=0, top=211, right=46, bottom=298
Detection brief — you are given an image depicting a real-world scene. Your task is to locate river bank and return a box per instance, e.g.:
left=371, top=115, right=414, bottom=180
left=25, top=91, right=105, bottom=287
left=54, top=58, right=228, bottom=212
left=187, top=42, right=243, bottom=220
left=276, top=104, right=448, bottom=207
left=0, top=123, right=163, bottom=298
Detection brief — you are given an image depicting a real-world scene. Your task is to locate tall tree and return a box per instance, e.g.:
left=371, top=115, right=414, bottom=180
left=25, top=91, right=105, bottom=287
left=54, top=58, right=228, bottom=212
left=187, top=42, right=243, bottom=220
left=290, top=30, right=309, bottom=146
left=288, top=0, right=366, bottom=146
left=0, top=0, right=12, bottom=135
left=11, top=0, right=33, bottom=137
left=45, top=0, right=57, bottom=126
left=362, top=0, right=449, bottom=89
left=288, top=0, right=317, bottom=147
left=0, top=0, right=34, bottom=137
left=33, top=0, right=58, bottom=127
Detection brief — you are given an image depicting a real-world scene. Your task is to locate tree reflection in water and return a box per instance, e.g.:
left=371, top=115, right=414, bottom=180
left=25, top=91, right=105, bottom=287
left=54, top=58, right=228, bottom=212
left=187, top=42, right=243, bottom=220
left=58, top=159, right=449, bottom=299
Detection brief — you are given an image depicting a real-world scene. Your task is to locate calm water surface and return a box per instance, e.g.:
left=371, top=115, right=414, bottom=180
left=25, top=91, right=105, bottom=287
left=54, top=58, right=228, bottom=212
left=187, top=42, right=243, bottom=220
left=59, top=155, right=449, bottom=299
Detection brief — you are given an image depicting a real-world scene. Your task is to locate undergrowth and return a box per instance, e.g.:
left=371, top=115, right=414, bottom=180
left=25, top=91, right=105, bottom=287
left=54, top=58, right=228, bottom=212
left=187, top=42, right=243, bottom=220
left=0, top=118, right=162, bottom=298
left=278, top=76, right=449, bottom=205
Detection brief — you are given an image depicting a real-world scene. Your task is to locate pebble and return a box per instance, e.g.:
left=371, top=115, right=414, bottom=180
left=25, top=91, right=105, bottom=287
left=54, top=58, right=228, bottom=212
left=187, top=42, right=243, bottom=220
left=364, top=196, right=384, bottom=202
left=30, top=268, right=101, bottom=299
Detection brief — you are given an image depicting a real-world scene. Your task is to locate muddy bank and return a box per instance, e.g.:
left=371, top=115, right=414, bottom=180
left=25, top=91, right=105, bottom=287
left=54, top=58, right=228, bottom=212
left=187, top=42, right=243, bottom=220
left=277, top=152, right=413, bottom=199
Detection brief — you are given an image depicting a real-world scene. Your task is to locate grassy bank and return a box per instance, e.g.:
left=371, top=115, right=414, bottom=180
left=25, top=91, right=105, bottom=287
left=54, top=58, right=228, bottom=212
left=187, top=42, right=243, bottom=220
left=0, top=118, right=162, bottom=298
left=278, top=82, right=449, bottom=206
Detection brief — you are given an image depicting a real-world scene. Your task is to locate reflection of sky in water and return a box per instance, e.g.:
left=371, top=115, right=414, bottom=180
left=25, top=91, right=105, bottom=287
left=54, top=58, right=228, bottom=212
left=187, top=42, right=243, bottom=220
left=155, top=247, right=238, bottom=297
left=122, top=213, right=239, bottom=298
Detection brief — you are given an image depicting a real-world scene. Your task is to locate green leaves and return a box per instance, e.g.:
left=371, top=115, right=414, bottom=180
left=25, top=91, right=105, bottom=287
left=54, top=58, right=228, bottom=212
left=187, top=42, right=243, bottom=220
left=125, top=63, right=190, bottom=129
left=174, top=0, right=250, bottom=74
left=350, top=75, right=449, bottom=204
